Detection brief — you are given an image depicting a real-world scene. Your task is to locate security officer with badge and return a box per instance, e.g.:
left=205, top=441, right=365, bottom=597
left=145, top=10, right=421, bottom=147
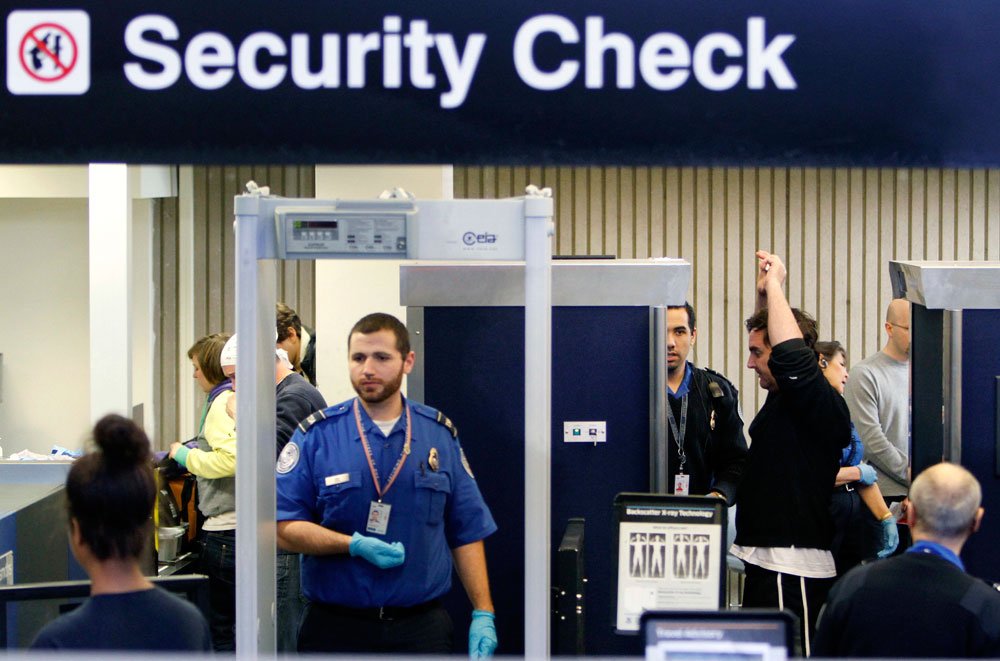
left=276, top=313, right=498, bottom=656
left=664, top=303, right=748, bottom=503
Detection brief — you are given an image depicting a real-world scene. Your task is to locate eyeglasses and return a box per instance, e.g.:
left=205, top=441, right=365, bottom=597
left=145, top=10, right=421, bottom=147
left=889, top=323, right=909, bottom=331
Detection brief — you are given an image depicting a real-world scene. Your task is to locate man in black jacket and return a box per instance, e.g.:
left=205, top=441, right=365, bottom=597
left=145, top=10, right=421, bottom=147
left=815, top=462, right=1000, bottom=658
left=663, top=302, right=747, bottom=504
left=731, top=251, right=851, bottom=657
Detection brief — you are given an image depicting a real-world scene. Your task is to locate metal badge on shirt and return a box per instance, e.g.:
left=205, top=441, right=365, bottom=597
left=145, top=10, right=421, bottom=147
left=367, top=501, right=391, bottom=535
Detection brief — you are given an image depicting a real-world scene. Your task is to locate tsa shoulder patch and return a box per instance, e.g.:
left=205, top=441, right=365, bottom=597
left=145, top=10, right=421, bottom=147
left=277, top=442, right=300, bottom=474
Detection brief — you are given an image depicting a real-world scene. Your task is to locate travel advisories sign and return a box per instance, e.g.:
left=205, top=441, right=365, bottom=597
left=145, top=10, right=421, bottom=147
left=0, top=1, right=999, bottom=166
left=6, top=9, right=89, bottom=94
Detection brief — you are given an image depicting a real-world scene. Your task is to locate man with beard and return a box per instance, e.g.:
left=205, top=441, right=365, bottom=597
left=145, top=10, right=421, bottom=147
left=276, top=313, right=499, bottom=657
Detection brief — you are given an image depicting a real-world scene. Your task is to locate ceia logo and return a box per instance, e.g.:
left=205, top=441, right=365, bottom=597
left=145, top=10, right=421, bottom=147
left=6, top=9, right=90, bottom=95
left=462, top=231, right=497, bottom=246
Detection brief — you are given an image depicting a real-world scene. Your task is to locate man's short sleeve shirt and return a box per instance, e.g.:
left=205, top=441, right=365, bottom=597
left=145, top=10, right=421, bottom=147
left=276, top=397, right=497, bottom=607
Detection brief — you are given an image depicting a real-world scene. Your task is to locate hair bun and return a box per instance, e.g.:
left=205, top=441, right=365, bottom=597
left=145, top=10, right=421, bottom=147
left=93, top=414, right=151, bottom=469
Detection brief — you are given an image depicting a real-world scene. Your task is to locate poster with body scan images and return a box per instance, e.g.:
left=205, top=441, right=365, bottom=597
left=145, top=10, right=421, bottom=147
left=613, top=494, right=727, bottom=633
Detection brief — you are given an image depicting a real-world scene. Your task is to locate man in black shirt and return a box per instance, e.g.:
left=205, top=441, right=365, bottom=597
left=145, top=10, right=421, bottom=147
left=731, top=251, right=851, bottom=656
left=815, top=462, right=1000, bottom=658
left=663, top=302, right=747, bottom=503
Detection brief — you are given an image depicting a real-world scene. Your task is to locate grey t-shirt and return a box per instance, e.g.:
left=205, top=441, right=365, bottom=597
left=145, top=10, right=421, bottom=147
left=843, top=350, right=909, bottom=496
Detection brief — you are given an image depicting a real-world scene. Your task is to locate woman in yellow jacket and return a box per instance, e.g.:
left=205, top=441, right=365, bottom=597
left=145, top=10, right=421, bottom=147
left=170, top=332, right=236, bottom=651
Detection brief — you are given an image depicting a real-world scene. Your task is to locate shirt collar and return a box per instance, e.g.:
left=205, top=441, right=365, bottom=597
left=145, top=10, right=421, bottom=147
left=668, top=362, right=693, bottom=399
left=351, top=395, right=408, bottom=441
left=906, top=540, right=965, bottom=570
left=208, top=378, right=233, bottom=403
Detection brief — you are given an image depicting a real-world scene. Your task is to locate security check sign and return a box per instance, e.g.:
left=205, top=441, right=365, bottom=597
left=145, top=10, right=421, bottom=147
left=6, top=10, right=90, bottom=95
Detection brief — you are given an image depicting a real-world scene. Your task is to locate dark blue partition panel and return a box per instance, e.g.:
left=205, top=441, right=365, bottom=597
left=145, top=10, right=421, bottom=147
left=958, top=309, right=1000, bottom=584
left=423, top=307, right=526, bottom=655
left=550, top=307, right=650, bottom=656
left=423, top=306, right=651, bottom=656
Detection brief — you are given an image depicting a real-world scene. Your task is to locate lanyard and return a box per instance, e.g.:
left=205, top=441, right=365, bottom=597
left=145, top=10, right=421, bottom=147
left=354, top=398, right=412, bottom=502
left=666, top=394, right=688, bottom=473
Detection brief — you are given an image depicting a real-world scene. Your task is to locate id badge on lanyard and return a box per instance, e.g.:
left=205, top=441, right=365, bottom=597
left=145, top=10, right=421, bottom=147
left=355, top=399, right=411, bottom=536
left=667, top=394, right=690, bottom=495
left=367, top=501, right=391, bottom=535
left=674, top=473, right=690, bottom=496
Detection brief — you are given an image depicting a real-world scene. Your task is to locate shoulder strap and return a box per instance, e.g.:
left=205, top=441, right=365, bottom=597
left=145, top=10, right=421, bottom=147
left=298, top=409, right=328, bottom=434
left=435, top=410, right=459, bottom=438
left=411, top=403, right=460, bottom=439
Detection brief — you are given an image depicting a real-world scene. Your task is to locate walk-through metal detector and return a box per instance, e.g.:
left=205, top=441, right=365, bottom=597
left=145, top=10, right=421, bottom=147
left=890, top=260, right=1000, bottom=583
left=400, top=259, right=692, bottom=654
left=231, top=183, right=554, bottom=656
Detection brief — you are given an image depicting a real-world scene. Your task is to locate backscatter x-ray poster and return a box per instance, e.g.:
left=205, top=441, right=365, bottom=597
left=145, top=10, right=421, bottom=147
left=614, top=496, right=725, bottom=632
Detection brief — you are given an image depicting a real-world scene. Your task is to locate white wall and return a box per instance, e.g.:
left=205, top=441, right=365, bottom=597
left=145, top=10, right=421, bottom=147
left=0, top=198, right=91, bottom=454
left=314, top=165, right=452, bottom=405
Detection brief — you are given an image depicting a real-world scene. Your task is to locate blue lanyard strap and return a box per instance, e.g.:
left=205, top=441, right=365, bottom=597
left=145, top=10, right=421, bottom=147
left=665, top=394, right=688, bottom=472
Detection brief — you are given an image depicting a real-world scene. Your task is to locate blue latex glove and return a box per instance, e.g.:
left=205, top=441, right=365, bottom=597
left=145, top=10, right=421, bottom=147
left=857, top=463, right=878, bottom=486
left=877, top=516, right=899, bottom=558
left=469, top=610, right=498, bottom=658
left=348, top=532, right=405, bottom=568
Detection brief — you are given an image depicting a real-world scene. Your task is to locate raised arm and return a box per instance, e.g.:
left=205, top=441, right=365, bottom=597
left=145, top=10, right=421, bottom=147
left=756, top=250, right=800, bottom=345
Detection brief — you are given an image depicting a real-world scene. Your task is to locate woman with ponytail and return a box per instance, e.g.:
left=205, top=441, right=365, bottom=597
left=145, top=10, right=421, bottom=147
left=31, top=414, right=211, bottom=650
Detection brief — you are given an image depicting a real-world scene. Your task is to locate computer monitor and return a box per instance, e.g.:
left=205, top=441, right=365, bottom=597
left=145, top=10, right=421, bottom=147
left=641, top=610, right=795, bottom=661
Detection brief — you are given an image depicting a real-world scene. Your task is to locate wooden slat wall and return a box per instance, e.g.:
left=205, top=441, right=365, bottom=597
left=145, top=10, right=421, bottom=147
left=152, top=165, right=315, bottom=447
left=455, top=166, right=1000, bottom=416
left=152, top=194, right=180, bottom=448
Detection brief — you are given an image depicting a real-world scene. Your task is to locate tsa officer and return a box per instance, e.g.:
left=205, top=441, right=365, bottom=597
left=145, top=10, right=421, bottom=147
left=276, top=313, right=498, bottom=657
left=664, top=302, right=748, bottom=503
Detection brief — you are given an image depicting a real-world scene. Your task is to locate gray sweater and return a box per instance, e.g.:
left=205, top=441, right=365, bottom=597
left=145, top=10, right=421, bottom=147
left=843, top=350, right=909, bottom=496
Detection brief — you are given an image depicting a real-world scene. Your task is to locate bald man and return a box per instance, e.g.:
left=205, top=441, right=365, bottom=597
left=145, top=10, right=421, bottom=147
left=843, top=299, right=910, bottom=498
left=814, top=463, right=1000, bottom=657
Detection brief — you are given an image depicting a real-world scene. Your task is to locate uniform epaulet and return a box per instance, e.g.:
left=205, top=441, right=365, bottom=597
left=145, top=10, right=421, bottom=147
left=412, top=403, right=459, bottom=439
left=297, top=402, right=349, bottom=433
left=297, top=410, right=327, bottom=434
left=702, top=367, right=735, bottom=397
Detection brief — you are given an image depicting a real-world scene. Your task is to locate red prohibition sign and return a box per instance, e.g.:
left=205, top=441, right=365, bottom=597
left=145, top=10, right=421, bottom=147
left=19, top=22, right=79, bottom=83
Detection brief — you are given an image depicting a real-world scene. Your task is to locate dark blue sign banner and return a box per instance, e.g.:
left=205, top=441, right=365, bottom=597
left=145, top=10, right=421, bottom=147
left=2, top=1, right=999, bottom=165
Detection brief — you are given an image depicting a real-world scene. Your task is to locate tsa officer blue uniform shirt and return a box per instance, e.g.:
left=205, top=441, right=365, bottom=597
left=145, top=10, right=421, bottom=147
left=276, top=396, right=497, bottom=608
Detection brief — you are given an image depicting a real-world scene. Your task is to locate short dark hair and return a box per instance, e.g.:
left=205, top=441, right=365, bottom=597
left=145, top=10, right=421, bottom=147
left=276, top=302, right=302, bottom=343
left=815, top=340, right=846, bottom=363
left=67, top=414, right=156, bottom=561
left=667, top=302, right=696, bottom=331
left=744, top=308, right=818, bottom=353
left=187, top=333, right=231, bottom=385
left=349, top=313, right=410, bottom=356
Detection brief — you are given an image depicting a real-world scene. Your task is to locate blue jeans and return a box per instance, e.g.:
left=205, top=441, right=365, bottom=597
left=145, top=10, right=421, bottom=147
left=276, top=551, right=306, bottom=652
left=201, top=530, right=236, bottom=652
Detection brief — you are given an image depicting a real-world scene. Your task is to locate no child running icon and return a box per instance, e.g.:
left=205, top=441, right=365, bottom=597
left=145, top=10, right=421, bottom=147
left=7, top=10, right=89, bottom=95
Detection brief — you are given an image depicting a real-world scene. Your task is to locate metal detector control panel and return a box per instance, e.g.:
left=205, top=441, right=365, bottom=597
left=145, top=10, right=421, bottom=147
left=275, top=202, right=413, bottom=259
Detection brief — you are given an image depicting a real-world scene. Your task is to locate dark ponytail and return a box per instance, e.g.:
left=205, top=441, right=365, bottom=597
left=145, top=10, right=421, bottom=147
left=66, top=414, right=156, bottom=560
